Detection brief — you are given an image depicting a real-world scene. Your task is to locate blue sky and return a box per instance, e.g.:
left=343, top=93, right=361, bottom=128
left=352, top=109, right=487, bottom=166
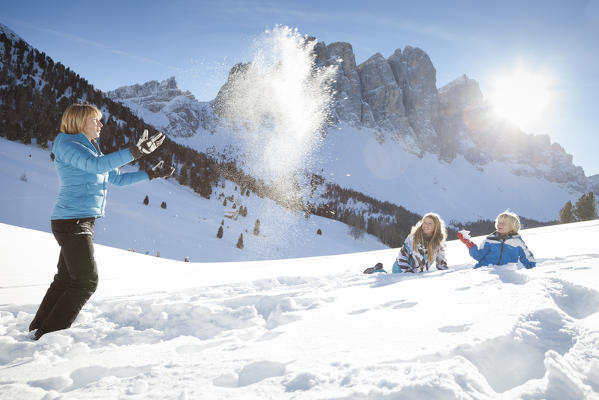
left=3, top=0, right=599, bottom=176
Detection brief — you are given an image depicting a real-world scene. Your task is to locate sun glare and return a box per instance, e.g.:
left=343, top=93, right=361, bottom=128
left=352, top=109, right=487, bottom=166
left=487, top=66, right=553, bottom=132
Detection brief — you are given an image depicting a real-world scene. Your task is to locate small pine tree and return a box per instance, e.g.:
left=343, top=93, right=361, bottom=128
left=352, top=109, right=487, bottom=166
left=217, top=225, right=223, bottom=238
left=236, top=233, right=244, bottom=249
left=161, top=201, right=167, bottom=209
left=559, top=201, right=576, bottom=224
left=223, top=199, right=227, bottom=206
left=143, top=195, right=149, bottom=206
left=253, top=219, right=260, bottom=236
left=574, top=192, right=598, bottom=221
left=316, top=228, right=322, bottom=235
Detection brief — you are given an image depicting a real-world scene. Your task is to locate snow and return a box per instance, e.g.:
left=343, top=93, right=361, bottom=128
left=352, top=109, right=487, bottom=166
left=1, top=219, right=598, bottom=399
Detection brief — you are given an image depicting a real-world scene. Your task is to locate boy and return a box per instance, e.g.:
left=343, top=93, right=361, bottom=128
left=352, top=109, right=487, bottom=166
left=457, top=210, right=536, bottom=269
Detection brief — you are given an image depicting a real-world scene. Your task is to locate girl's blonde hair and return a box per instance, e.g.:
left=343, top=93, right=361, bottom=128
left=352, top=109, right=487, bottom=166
left=60, top=104, right=102, bottom=134
left=495, top=210, right=521, bottom=234
left=410, top=212, right=447, bottom=261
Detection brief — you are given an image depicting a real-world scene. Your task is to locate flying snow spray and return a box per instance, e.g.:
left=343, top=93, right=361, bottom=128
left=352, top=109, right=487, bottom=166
left=216, top=26, right=337, bottom=255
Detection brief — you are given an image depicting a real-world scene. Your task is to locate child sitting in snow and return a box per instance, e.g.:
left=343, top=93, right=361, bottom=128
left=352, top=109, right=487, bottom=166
left=392, top=212, right=449, bottom=273
left=457, top=210, right=536, bottom=269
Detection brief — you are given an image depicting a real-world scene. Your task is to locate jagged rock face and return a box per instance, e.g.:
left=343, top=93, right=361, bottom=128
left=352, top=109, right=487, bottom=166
left=213, top=62, right=250, bottom=121
left=357, top=53, right=412, bottom=136
left=388, top=47, right=439, bottom=149
left=108, top=77, right=185, bottom=109
left=313, top=42, right=363, bottom=125
left=315, top=43, right=438, bottom=146
left=437, top=75, right=588, bottom=191
left=436, top=75, right=487, bottom=162
left=107, top=77, right=216, bottom=136
left=438, top=74, right=484, bottom=111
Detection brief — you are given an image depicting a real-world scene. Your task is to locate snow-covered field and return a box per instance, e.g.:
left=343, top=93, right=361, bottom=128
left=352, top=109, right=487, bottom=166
left=1, top=220, right=598, bottom=399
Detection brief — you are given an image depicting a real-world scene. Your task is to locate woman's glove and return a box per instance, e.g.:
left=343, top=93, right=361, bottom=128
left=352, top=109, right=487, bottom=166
left=130, top=129, right=166, bottom=159
left=147, top=160, right=175, bottom=180
left=457, top=230, right=475, bottom=249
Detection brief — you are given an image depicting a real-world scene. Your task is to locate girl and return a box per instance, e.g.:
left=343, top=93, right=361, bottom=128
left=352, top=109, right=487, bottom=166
left=392, top=212, right=448, bottom=273
left=457, top=210, right=536, bottom=269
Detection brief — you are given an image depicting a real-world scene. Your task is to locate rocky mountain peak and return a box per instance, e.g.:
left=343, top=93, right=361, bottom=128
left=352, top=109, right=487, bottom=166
left=438, top=74, right=484, bottom=110
left=108, top=77, right=215, bottom=137
left=107, top=76, right=194, bottom=111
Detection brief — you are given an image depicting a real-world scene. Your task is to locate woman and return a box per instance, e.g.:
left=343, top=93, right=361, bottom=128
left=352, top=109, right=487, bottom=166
left=392, top=212, right=448, bottom=273
left=29, top=104, right=174, bottom=340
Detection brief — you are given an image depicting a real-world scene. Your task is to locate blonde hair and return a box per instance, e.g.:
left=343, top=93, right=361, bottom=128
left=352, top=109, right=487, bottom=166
left=495, top=210, right=521, bottom=234
left=60, top=104, right=102, bottom=134
left=410, top=212, right=447, bottom=261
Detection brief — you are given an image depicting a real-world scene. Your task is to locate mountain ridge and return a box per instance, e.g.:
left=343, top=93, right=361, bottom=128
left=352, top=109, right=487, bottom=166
left=105, top=36, right=596, bottom=224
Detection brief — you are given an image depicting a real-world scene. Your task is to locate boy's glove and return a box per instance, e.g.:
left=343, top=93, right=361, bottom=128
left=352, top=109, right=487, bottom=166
left=130, top=129, right=166, bottom=159
left=457, top=230, right=475, bottom=249
left=146, top=160, right=175, bottom=180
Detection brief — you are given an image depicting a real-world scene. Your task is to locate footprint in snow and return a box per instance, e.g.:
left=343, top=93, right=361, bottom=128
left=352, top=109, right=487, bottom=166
left=438, top=323, right=472, bottom=333
left=213, top=360, right=287, bottom=388
left=547, top=278, right=599, bottom=319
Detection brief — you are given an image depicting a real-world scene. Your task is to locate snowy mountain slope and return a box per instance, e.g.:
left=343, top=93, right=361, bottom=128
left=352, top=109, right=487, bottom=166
left=118, top=97, right=577, bottom=224
left=110, top=73, right=586, bottom=224
left=0, top=137, right=386, bottom=262
left=1, top=220, right=598, bottom=399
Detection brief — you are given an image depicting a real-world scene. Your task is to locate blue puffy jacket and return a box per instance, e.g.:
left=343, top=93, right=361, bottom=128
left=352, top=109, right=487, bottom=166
left=51, top=132, right=149, bottom=220
left=469, top=232, right=536, bottom=269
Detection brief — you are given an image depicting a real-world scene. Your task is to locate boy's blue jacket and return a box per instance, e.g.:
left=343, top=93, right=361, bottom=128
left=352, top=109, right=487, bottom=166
left=469, top=231, right=536, bottom=269
left=51, top=132, right=149, bottom=220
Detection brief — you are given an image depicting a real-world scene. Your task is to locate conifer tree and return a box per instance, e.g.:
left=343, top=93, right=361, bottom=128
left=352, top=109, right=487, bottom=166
left=217, top=226, right=223, bottom=239
left=574, top=192, right=598, bottom=221
left=236, top=233, right=244, bottom=249
left=559, top=201, right=576, bottom=224
left=143, top=195, right=149, bottom=206
left=253, top=219, right=260, bottom=236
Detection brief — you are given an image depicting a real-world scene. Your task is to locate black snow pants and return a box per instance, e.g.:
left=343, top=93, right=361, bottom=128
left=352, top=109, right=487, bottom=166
left=29, top=218, right=98, bottom=339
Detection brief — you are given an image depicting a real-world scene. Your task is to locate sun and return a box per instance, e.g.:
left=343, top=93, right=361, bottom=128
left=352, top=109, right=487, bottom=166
left=487, top=66, right=553, bottom=132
